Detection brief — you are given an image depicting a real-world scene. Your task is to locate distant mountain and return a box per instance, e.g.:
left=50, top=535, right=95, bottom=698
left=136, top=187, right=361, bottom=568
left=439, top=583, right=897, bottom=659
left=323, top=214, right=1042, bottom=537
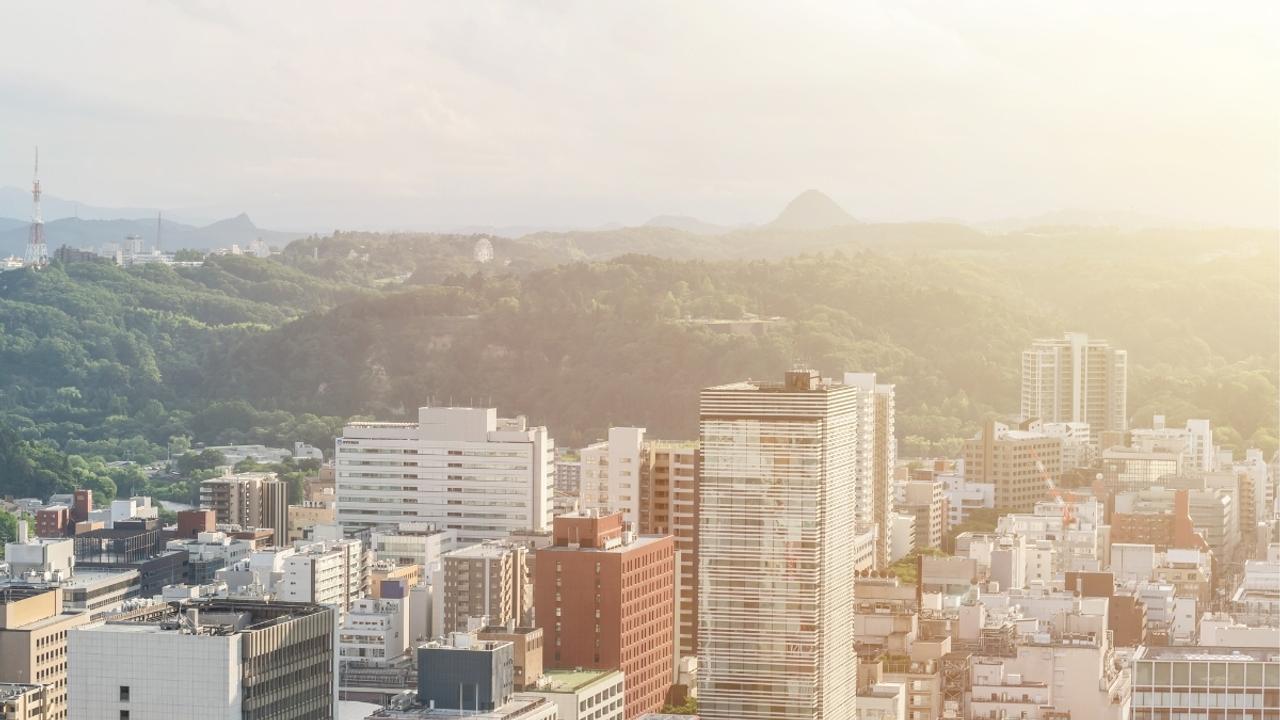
left=0, top=213, right=306, bottom=257
left=643, top=214, right=732, bottom=236
left=768, top=189, right=858, bottom=230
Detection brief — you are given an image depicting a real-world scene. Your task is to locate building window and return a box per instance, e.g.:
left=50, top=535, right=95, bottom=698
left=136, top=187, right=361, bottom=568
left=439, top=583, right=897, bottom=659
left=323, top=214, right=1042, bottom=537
left=120, top=712, right=130, bottom=720
left=119, top=687, right=130, bottom=702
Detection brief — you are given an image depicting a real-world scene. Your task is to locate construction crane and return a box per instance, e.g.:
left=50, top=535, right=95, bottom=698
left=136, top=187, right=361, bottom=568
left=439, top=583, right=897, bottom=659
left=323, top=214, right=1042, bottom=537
left=1031, top=445, right=1080, bottom=528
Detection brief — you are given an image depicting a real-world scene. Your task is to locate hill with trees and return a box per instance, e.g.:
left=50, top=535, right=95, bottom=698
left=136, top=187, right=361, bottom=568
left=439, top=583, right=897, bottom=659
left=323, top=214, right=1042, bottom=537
left=0, top=222, right=1273, bottom=504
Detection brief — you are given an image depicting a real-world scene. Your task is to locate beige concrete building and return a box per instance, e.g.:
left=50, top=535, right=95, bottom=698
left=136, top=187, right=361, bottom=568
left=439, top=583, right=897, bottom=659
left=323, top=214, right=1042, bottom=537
left=0, top=683, right=47, bottom=720
left=963, top=419, right=1063, bottom=512
left=287, top=499, right=336, bottom=542
left=369, top=561, right=424, bottom=599
left=199, top=471, right=289, bottom=545
left=0, top=586, right=92, bottom=720
left=437, top=541, right=530, bottom=635
left=639, top=440, right=700, bottom=662
left=477, top=624, right=544, bottom=691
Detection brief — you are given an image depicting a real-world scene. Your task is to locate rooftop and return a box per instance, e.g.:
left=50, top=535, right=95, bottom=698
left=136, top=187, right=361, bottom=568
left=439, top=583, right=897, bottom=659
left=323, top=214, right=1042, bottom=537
left=0, top=683, right=41, bottom=701
left=78, top=599, right=331, bottom=637
left=1137, top=645, right=1280, bottom=662
left=445, top=541, right=522, bottom=559
left=0, top=585, right=53, bottom=604
left=539, top=533, right=669, bottom=555
left=537, top=668, right=622, bottom=692
left=367, top=696, right=553, bottom=719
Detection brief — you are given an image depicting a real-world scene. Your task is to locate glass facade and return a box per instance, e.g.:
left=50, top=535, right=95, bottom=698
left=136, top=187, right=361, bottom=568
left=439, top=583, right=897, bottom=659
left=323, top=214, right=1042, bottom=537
left=1130, top=654, right=1280, bottom=720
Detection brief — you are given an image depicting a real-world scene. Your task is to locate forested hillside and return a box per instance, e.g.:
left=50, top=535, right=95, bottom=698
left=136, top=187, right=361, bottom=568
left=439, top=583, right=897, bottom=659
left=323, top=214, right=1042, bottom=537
left=0, top=223, right=1274, bottom=504
left=0, top=255, right=368, bottom=462
left=217, top=235, right=1279, bottom=453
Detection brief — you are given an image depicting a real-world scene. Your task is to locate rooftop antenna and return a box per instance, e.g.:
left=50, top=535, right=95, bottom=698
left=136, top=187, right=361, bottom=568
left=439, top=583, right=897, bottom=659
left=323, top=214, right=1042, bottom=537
left=24, top=146, right=47, bottom=268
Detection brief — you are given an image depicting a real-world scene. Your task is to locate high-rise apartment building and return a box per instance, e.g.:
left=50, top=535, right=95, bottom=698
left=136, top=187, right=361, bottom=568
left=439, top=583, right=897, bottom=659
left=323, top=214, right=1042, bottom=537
left=844, top=372, right=896, bottom=568
left=535, top=511, right=674, bottom=719
left=0, top=586, right=91, bottom=720
left=639, top=441, right=700, bottom=662
left=199, top=471, right=289, bottom=545
left=698, top=370, right=859, bottom=720
left=1021, top=332, right=1128, bottom=433
left=336, top=407, right=555, bottom=544
left=438, top=540, right=530, bottom=635
left=962, top=419, right=1063, bottom=512
left=68, top=599, right=336, bottom=720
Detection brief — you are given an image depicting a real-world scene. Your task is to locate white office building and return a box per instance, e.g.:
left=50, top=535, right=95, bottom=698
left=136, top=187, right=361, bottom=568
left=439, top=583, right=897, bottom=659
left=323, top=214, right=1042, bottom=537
left=844, top=372, right=897, bottom=568
left=336, top=407, right=554, bottom=545
left=1041, top=422, right=1095, bottom=470
left=577, top=427, right=646, bottom=528
left=339, top=597, right=408, bottom=664
left=940, top=464, right=995, bottom=528
left=698, top=370, right=859, bottom=720
left=526, top=669, right=626, bottom=720
left=1130, top=415, right=1215, bottom=472
left=279, top=539, right=365, bottom=615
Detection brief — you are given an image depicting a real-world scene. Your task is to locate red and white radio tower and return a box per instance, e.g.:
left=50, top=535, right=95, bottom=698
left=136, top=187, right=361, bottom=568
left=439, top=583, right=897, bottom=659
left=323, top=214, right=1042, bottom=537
left=24, top=147, right=48, bottom=268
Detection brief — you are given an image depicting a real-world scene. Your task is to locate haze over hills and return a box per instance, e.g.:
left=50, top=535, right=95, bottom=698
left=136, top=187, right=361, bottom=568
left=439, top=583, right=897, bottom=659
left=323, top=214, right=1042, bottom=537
left=0, top=186, right=165, bottom=223
left=643, top=215, right=733, bottom=236
left=0, top=212, right=307, bottom=256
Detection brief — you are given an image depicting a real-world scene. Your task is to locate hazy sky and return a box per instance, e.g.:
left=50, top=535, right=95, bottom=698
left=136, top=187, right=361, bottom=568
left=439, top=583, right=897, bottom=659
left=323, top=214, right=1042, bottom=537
left=0, top=1, right=1276, bottom=230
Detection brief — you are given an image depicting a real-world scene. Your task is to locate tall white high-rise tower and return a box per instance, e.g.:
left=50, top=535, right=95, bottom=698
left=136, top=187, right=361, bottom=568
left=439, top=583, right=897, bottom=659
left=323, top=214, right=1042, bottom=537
left=698, top=369, right=859, bottom=720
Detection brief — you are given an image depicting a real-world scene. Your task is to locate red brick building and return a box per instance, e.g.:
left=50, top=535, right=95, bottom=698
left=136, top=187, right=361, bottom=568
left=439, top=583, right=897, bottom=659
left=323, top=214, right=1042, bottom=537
left=34, top=506, right=70, bottom=538
left=176, top=509, right=217, bottom=539
left=1110, top=489, right=1208, bottom=552
left=535, top=511, right=674, bottom=719
left=72, top=489, right=93, bottom=523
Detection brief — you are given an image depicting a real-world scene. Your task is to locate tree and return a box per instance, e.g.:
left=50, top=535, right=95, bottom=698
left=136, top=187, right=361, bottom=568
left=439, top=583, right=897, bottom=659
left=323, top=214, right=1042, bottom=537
left=0, top=509, right=17, bottom=558
left=177, top=449, right=227, bottom=476
left=888, top=548, right=949, bottom=586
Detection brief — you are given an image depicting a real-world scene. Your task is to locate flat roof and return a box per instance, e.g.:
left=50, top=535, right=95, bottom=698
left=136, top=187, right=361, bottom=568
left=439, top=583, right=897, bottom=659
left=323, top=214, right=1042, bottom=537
left=539, top=534, right=670, bottom=555
left=537, top=668, right=622, bottom=692
left=61, top=570, right=140, bottom=587
left=369, top=697, right=551, bottom=719
left=445, top=542, right=521, bottom=559
left=0, top=585, right=55, bottom=604
left=1137, top=646, right=1280, bottom=662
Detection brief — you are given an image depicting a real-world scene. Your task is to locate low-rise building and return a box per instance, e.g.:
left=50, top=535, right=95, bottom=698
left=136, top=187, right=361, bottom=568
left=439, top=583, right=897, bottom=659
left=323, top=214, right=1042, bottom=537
left=287, top=500, right=336, bottom=542
left=1130, top=645, right=1280, bottom=718
left=0, top=585, right=93, bottom=720
left=525, top=668, right=626, bottom=720
left=0, top=683, right=47, bottom=720
left=68, top=599, right=336, bottom=720
left=340, top=597, right=408, bottom=666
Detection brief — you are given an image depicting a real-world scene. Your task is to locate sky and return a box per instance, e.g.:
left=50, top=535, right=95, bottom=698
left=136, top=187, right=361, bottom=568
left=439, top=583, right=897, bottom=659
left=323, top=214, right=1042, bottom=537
left=0, top=1, right=1276, bottom=231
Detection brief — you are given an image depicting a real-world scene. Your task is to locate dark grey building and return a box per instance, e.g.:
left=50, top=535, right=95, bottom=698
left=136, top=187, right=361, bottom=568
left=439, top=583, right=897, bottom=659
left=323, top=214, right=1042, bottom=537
left=417, top=636, right=514, bottom=712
